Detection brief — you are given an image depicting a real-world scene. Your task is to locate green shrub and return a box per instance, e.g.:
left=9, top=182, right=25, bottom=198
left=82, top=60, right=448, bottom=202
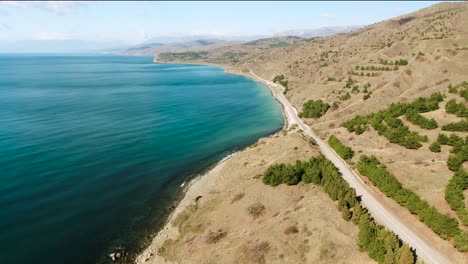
left=436, top=133, right=468, bottom=171
left=273, top=75, right=289, bottom=90
left=340, top=92, right=351, bottom=101
left=455, top=231, right=468, bottom=252
left=445, top=169, right=468, bottom=225
left=357, top=155, right=461, bottom=239
left=328, top=135, right=354, bottom=159
left=363, top=92, right=372, bottom=100
left=442, top=120, right=468, bottom=132
left=404, top=109, right=438, bottom=129
left=429, top=141, right=441, bottom=152
left=299, top=99, right=330, bottom=118
left=445, top=99, right=468, bottom=118
left=448, top=81, right=468, bottom=102
left=343, top=93, right=443, bottom=149
left=263, top=155, right=416, bottom=263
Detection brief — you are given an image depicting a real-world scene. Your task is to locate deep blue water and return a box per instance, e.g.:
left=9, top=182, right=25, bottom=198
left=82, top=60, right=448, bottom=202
left=0, top=54, right=283, bottom=264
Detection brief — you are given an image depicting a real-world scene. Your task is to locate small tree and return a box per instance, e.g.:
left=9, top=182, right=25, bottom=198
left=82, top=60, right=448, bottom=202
left=429, top=141, right=441, bottom=152
left=397, top=244, right=414, bottom=264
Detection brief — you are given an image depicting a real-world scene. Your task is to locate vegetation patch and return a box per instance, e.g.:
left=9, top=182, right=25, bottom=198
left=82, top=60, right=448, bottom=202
left=263, top=155, right=416, bottom=263
left=378, top=58, right=409, bottom=66
left=343, top=93, right=444, bottom=149
left=273, top=75, right=289, bottom=95
left=429, top=141, right=441, bottom=152
left=445, top=169, right=468, bottom=226
left=448, top=81, right=468, bottom=102
left=339, top=92, right=351, bottom=101
left=357, top=155, right=466, bottom=250
left=299, top=99, right=330, bottom=118
left=404, top=109, right=438, bottom=129
left=354, top=65, right=399, bottom=71
left=441, top=120, right=468, bottom=132
left=445, top=99, right=468, bottom=118
left=436, top=133, right=468, bottom=172
left=328, top=135, right=354, bottom=159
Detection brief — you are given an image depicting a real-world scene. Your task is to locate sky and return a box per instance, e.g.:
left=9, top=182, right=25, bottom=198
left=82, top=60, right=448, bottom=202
left=0, top=1, right=441, bottom=46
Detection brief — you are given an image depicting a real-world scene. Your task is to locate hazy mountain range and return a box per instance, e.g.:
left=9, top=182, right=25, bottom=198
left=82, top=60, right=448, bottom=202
left=120, top=25, right=363, bottom=55
left=0, top=25, right=362, bottom=53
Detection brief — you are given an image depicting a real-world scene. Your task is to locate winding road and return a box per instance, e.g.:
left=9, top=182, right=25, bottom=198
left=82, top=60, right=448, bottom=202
left=250, top=70, right=453, bottom=264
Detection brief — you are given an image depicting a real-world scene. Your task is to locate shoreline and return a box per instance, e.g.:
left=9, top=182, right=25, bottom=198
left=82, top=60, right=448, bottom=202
left=152, top=59, right=294, bottom=129
left=134, top=61, right=290, bottom=263
left=135, top=150, right=239, bottom=263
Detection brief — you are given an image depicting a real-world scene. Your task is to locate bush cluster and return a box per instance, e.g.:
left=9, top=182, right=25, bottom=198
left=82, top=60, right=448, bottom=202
left=445, top=99, right=468, bottom=118
left=349, top=71, right=378, bottom=77
left=344, top=77, right=356, bottom=89
left=262, top=155, right=416, bottom=263
left=343, top=93, right=443, bottom=149
left=429, top=141, right=441, bottom=152
left=355, top=65, right=398, bottom=71
left=448, top=81, right=468, bottom=102
left=299, top=99, right=330, bottom=118
left=357, top=156, right=463, bottom=244
left=340, top=92, right=351, bottom=101
left=273, top=75, right=289, bottom=95
left=442, top=120, right=468, bottom=132
left=328, top=135, right=354, bottom=159
left=378, top=58, right=408, bottom=66
left=363, top=92, right=372, bottom=101
left=404, top=109, right=438, bottom=129
left=445, top=169, right=468, bottom=226
left=436, top=133, right=468, bottom=172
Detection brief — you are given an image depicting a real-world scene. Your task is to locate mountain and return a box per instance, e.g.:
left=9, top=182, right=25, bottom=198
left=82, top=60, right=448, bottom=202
left=274, top=25, right=363, bottom=38
left=120, top=39, right=243, bottom=56
left=122, top=26, right=362, bottom=56
left=141, top=34, right=265, bottom=44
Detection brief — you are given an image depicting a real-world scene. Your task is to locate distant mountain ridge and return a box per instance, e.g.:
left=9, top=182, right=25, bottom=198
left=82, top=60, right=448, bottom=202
left=274, top=25, right=363, bottom=38
left=121, top=25, right=362, bottom=56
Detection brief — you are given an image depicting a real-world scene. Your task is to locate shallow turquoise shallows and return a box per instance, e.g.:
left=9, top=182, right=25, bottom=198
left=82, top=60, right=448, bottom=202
left=0, top=54, right=283, bottom=264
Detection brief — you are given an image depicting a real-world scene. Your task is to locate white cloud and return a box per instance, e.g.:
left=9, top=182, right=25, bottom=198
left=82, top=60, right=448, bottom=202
left=320, top=13, right=337, bottom=20
left=0, top=1, right=87, bottom=15
left=0, top=23, right=9, bottom=30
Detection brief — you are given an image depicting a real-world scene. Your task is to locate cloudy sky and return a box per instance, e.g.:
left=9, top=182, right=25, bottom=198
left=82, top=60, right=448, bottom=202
left=0, top=1, right=439, bottom=45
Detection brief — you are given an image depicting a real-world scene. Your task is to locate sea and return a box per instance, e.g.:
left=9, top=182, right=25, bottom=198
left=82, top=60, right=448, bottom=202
left=0, top=54, right=284, bottom=264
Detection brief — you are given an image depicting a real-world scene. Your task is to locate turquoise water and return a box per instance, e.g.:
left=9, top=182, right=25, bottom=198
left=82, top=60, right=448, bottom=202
left=0, top=54, right=283, bottom=264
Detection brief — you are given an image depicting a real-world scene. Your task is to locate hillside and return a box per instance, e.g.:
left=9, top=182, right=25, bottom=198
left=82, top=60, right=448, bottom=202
left=137, top=131, right=375, bottom=264
left=120, top=39, right=242, bottom=56
left=122, top=26, right=362, bottom=56
left=152, top=2, right=468, bottom=262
